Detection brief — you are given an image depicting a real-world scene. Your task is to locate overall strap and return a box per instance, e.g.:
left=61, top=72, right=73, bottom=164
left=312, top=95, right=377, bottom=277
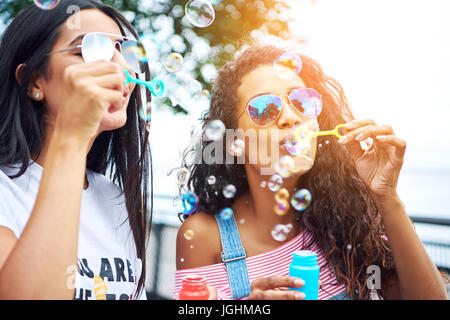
left=214, top=211, right=251, bottom=299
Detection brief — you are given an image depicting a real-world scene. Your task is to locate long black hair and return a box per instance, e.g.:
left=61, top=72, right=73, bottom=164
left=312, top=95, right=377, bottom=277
left=180, top=46, right=396, bottom=299
left=0, top=0, right=152, bottom=296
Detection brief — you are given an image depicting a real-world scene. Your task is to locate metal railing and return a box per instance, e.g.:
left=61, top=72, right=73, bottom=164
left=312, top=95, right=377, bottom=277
left=409, top=216, right=450, bottom=273
left=409, top=216, right=450, bottom=227
left=146, top=215, right=450, bottom=299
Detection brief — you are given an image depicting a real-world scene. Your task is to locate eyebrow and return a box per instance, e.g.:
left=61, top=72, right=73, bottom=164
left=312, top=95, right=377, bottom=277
left=68, top=33, right=86, bottom=46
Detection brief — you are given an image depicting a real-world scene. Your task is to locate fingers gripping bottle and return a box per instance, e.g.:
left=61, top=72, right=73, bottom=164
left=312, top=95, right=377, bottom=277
left=289, top=250, right=320, bottom=300
left=179, top=275, right=210, bottom=300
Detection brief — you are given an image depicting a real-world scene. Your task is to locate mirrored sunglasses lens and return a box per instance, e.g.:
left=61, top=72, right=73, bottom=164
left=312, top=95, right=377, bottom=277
left=82, top=33, right=114, bottom=63
left=121, top=40, right=146, bottom=74
left=289, top=88, right=322, bottom=118
left=248, top=95, right=282, bottom=126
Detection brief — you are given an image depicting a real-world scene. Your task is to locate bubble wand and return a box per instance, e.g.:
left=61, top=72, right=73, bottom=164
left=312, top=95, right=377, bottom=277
left=124, top=69, right=166, bottom=97
left=295, top=123, right=346, bottom=142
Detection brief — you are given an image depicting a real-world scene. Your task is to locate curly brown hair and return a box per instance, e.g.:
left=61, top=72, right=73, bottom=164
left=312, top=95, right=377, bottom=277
left=180, top=45, right=396, bottom=300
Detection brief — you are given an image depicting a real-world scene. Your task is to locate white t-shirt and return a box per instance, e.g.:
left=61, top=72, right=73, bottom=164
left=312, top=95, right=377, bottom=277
left=0, top=162, right=147, bottom=300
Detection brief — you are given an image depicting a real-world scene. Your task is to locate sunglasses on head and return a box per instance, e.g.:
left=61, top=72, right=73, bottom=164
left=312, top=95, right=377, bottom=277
left=47, top=32, right=147, bottom=74
left=239, top=87, right=323, bottom=127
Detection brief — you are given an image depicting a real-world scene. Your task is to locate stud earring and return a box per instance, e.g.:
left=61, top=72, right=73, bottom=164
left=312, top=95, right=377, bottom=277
left=34, top=93, right=40, bottom=100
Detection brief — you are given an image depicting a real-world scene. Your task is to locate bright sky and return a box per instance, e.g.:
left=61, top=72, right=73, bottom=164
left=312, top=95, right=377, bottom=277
left=289, top=0, right=450, bottom=170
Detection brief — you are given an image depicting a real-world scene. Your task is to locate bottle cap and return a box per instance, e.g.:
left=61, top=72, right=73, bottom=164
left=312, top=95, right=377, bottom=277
left=292, top=250, right=318, bottom=266
left=182, top=275, right=207, bottom=291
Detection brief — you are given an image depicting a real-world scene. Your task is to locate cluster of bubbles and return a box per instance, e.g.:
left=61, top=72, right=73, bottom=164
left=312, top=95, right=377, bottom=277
left=262, top=118, right=318, bottom=240
left=175, top=47, right=316, bottom=244
left=33, top=0, right=60, bottom=10
left=141, top=0, right=222, bottom=114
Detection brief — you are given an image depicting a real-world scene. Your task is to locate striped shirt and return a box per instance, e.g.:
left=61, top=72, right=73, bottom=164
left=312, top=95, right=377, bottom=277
left=174, top=228, right=348, bottom=300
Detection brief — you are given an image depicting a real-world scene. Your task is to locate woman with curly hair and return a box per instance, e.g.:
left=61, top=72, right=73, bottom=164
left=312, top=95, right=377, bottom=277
left=173, top=46, right=447, bottom=300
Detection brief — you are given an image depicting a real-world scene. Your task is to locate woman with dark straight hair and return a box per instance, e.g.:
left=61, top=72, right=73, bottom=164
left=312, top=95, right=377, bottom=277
left=0, top=1, right=152, bottom=299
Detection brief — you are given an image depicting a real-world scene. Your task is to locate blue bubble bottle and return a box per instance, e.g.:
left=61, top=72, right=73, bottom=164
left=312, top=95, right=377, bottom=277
left=289, top=250, right=320, bottom=300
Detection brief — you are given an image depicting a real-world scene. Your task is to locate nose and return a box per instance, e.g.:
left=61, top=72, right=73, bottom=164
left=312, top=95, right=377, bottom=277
left=111, top=46, right=128, bottom=69
left=111, top=47, right=136, bottom=93
left=276, top=96, right=301, bottom=129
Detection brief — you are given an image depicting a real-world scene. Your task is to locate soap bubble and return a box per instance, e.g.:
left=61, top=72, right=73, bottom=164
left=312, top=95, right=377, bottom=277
left=360, top=137, right=374, bottom=151
left=185, top=0, right=216, bottom=28
left=271, top=223, right=293, bottom=242
left=275, top=155, right=295, bottom=178
left=184, top=229, right=195, bottom=240
left=33, top=0, right=60, bottom=10
left=162, top=72, right=203, bottom=111
left=274, top=201, right=289, bottom=215
left=138, top=102, right=152, bottom=122
left=207, top=175, right=216, bottom=185
left=205, top=120, right=225, bottom=141
left=274, top=188, right=290, bottom=215
left=138, top=34, right=161, bottom=60
left=210, top=0, right=223, bottom=4
left=177, top=168, right=190, bottom=185
left=281, top=134, right=303, bottom=157
left=273, top=51, right=302, bottom=80
left=304, top=118, right=320, bottom=132
left=223, top=184, right=237, bottom=199
left=181, top=192, right=199, bottom=215
left=291, top=189, right=312, bottom=211
left=219, top=208, right=233, bottom=220
left=260, top=181, right=267, bottom=188
left=229, top=139, right=245, bottom=157
left=275, top=188, right=289, bottom=203
left=164, top=52, right=184, bottom=73
left=290, top=155, right=314, bottom=174
left=268, top=174, right=283, bottom=192
left=122, top=41, right=147, bottom=66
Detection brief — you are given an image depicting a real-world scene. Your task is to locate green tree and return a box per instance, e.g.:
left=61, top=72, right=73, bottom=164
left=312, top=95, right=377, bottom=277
left=1, top=0, right=300, bottom=113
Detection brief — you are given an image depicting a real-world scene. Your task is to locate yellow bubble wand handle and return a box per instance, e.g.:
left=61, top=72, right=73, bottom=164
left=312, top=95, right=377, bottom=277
left=295, top=123, right=346, bottom=142
left=314, top=123, right=346, bottom=139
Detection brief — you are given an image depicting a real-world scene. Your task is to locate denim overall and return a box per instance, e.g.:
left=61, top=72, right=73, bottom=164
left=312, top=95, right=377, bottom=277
left=214, top=211, right=352, bottom=300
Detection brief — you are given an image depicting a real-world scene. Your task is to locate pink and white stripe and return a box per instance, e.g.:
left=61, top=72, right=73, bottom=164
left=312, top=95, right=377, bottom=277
left=174, top=228, right=347, bottom=300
